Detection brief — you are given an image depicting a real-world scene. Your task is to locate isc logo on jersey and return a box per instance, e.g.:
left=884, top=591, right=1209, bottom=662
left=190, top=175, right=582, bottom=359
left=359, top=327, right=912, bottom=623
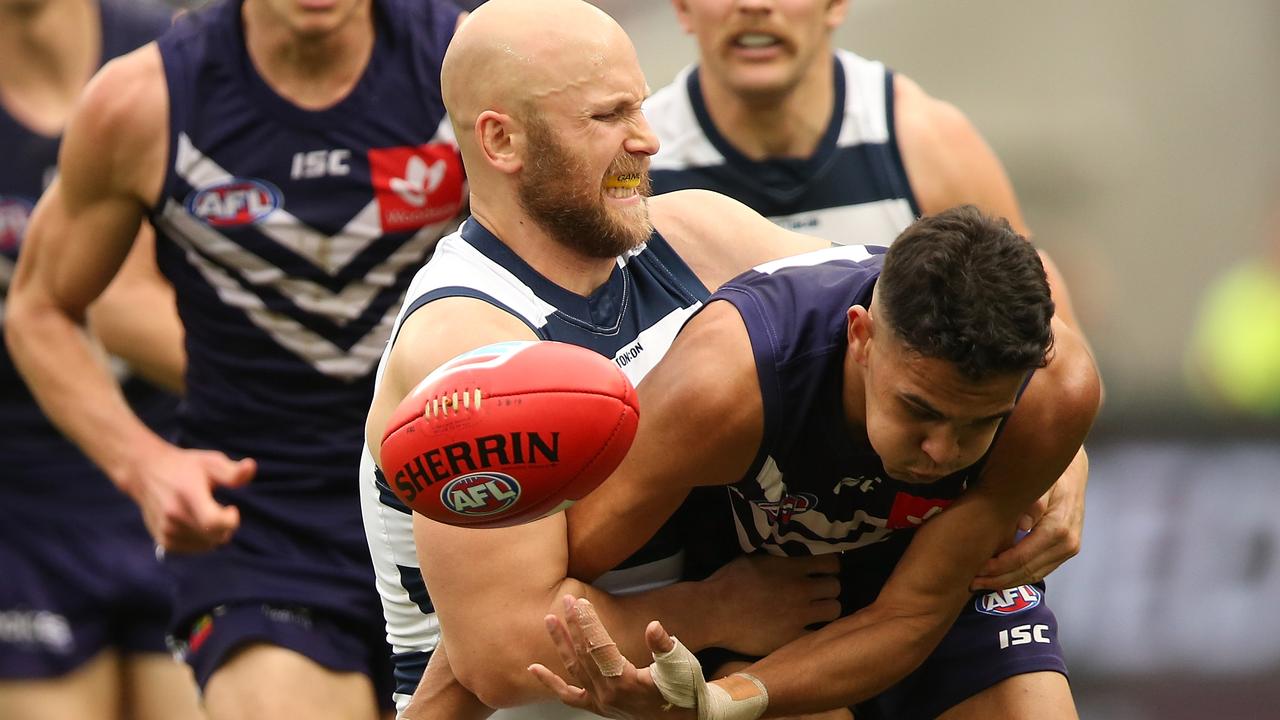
left=186, top=178, right=283, bottom=227
left=0, top=196, right=35, bottom=253
left=975, top=584, right=1042, bottom=616
left=441, top=472, right=521, bottom=517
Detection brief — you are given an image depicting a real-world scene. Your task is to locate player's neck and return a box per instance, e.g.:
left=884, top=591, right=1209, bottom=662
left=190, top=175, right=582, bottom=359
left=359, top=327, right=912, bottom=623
left=470, top=199, right=618, bottom=297
left=0, top=0, right=100, bottom=136
left=699, top=52, right=835, bottom=160
left=241, top=0, right=375, bottom=111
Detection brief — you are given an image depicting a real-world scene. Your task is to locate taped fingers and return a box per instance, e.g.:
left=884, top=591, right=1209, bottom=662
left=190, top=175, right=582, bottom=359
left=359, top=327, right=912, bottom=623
left=572, top=598, right=626, bottom=677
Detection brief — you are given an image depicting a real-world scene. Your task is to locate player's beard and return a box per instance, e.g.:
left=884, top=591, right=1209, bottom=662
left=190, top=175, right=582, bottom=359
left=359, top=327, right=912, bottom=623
left=518, top=115, right=653, bottom=259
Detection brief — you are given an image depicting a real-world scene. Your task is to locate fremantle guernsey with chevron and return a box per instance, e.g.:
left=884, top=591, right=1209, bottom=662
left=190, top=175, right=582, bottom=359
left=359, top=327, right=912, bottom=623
left=147, top=0, right=465, bottom=636
left=360, top=218, right=709, bottom=716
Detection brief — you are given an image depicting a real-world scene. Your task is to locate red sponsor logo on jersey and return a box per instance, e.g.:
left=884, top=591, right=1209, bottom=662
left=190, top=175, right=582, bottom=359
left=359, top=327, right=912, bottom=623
left=887, top=492, right=952, bottom=529
left=368, top=143, right=465, bottom=232
left=0, top=196, right=35, bottom=253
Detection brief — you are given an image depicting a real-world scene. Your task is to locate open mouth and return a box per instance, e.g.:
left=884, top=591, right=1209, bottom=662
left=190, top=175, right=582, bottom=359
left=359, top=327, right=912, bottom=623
left=730, top=31, right=787, bottom=53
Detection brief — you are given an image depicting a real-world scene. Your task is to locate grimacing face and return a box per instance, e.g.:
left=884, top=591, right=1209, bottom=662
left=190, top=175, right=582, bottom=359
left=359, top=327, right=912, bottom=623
left=517, top=112, right=654, bottom=259
left=513, top=40, right=658, bottom=260
left=851, top=321, right=1025, bottom=485
left=674, top=0, right=847, bottom=99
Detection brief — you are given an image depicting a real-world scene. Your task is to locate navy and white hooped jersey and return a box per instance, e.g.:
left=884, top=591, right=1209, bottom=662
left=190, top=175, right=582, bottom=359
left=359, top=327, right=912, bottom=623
left=149, top=0, right=465, bottom=475
left=360, top=219, right=709, bottom=716
left=645, top=50, right=919, bottom=246
left=0, top=0, right=172, bottom=520
left=706, top=246, right=996, bottom=557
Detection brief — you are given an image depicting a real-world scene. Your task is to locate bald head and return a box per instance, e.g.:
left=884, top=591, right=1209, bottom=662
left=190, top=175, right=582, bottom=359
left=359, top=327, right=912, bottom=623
left=442, top=0, right=641, bottom=154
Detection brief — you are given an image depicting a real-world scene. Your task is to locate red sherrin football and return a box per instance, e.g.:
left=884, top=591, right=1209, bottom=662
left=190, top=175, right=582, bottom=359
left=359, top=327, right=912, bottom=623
left=380, top=341, right=640, bottom=528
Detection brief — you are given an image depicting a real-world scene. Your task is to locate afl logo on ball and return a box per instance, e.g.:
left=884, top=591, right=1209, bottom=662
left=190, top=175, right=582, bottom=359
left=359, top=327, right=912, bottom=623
left=186, top=178, right=282, bottom=227
left=441, top=472, right=521, bottom=517
left=975, top=584, right=1042, bottom=616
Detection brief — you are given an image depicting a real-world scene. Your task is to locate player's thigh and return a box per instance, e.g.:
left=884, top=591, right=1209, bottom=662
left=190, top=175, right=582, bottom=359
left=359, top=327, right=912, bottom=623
left=122, top=651, right=205, bottom=720
left=937, top=671, right=1076, bottom=720
left=0, top=650, right=122, bottom=720
left=203, top=643, right=380, bottom=720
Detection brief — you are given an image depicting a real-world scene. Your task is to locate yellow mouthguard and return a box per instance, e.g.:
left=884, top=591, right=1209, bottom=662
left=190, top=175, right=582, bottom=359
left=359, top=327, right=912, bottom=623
left=604, top=173, right=642, bottom=189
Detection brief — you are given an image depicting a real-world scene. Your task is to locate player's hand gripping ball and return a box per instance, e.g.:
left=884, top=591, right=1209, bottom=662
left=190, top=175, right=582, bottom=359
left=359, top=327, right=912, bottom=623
left=381, top=341, right=639, bottom=528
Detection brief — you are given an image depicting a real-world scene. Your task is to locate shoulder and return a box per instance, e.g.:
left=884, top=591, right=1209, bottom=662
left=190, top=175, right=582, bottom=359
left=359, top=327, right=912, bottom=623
left=62, top=45, right=167, bottom=199
left=1013, top=318, right=1102, bottom=450
left=892, top=73, right=1025, bottom=225
left=649, top=190, right=826, bottom=291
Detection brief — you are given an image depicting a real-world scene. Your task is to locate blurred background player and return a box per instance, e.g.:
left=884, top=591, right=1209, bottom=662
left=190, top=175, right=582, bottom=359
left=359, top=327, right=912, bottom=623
left=359, top=1, right=848, bottom=716
left=5, top=0, right=469, bottom=718
left=643, top=0, right=1089, bottom=592
left=0, top=1, right=201, bottom=718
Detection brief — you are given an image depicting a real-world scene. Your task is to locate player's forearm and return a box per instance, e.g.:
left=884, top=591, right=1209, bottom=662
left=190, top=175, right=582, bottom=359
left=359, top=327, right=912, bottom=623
left=739, top=604, right=953, bottom=715
left=448, top=577, right=714, bottom=708
left=5, top=295, right=164, bottom=487
left=403, top=641, right=495, bottom=720
left=570, top=577, right=724, bottom=654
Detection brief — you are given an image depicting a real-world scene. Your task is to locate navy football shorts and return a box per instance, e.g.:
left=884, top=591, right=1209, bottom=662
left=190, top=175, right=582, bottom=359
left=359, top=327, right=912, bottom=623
left=0, top=513, right=172, bottom=679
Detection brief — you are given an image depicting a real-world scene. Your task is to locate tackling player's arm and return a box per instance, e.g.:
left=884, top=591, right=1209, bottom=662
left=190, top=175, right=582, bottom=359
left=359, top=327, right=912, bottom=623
left=377, top=301, right=836, bottom=710
left=566, top=300, right=763, bottom=581
left=712, top=318, right=1101, bottom=715
left=4, top=46, right=254, bottom=553
left=650, top=190, right=827, bottom=287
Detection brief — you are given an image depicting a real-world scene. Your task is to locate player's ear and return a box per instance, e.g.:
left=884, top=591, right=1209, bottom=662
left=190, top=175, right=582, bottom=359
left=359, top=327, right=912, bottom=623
left=475, top=110, right=521, bottom=174
left=826, top=0, right=850, bottom=31
left=670, top=0, right=694, bottom=34
left=847, top=305, right=873, bottom=365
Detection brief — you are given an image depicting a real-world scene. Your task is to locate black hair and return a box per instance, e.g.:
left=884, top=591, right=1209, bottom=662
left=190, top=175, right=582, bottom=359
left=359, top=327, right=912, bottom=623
left=878, top=205, right=1055, bottom=380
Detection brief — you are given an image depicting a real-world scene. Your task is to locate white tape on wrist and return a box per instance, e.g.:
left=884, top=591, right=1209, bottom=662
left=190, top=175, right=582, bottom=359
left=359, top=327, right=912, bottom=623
left=649, top=636, right=768, bottom=720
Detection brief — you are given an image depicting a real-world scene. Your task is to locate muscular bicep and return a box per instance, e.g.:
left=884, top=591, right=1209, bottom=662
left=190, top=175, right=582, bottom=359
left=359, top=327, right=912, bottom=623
left=566, top=300, right=763, bottom=580
left=11, top=48, right=166, bottom=320
left=365, top=297, right=538, bottom=467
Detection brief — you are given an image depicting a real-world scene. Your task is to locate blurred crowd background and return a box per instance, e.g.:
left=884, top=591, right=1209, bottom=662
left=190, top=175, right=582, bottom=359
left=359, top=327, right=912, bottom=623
left=49, top=0, right=1280, bottom=717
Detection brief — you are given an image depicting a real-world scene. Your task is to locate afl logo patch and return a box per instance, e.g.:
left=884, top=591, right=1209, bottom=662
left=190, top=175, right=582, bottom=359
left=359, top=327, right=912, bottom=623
left=0, top=195, right=35, bottom=253
left=975, top=584, right=1042, bottom=616
left=441, top=472, right=521, bottom=517
left=186, top=178, right=282, bottom=227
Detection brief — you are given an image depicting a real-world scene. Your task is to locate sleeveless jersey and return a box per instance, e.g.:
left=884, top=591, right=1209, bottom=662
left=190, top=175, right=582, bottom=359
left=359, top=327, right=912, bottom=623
left=645, top=50, right=919, bottom=247
left=149, top=0, right=464, bottom=487
left=359, top=219, right=709, bottom=715
left=707, top=246, right=998, bottom=557
left=0, top=0, right=173, bottom=521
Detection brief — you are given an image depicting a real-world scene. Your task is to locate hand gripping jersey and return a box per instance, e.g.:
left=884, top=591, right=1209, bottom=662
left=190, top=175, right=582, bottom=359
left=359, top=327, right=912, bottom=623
left=148, top=0, right=465, bottom=627
left=645, top=50, right=919, bottom=247
left=360, top=219, right=709, bottom=716
left=0, top=0, right=174, bottom=523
